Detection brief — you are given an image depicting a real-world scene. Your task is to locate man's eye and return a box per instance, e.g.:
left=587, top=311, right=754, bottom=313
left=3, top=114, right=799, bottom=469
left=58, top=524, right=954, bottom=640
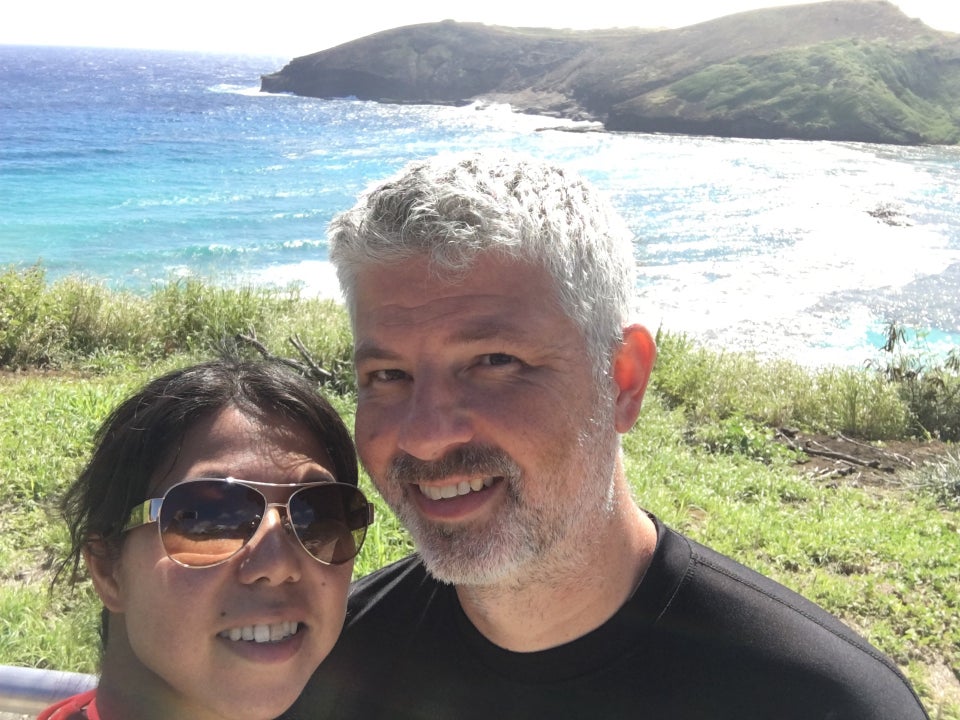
left=369, top=369, right=408, bottom=383
left=480, top=353, right=518, bottom=367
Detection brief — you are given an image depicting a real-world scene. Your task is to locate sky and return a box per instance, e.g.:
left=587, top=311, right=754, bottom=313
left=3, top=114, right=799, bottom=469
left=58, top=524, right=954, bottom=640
left=2, top=0, right=958, bottom=58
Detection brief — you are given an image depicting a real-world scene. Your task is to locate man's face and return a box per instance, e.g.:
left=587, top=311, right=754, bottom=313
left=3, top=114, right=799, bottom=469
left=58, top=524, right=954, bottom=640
left=351, top=254, right=622, bottom=586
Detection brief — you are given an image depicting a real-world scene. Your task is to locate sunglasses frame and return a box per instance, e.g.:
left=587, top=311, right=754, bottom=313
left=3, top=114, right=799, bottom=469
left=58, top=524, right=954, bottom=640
left=121, top=476, right=374, bottom=568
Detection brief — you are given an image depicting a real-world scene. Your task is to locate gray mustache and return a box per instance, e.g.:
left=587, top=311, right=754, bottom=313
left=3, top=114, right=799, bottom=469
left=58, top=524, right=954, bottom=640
left=387, top=446, right=521, bottom=485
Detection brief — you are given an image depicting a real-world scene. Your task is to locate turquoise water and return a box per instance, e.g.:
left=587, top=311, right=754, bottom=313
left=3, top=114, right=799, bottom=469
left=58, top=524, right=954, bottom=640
left=3, top=44, right=960, bottom=367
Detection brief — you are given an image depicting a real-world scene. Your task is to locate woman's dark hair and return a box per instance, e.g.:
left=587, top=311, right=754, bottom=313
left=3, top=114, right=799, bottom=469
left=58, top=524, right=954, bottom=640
left=57, top=355, right=358, bottom=587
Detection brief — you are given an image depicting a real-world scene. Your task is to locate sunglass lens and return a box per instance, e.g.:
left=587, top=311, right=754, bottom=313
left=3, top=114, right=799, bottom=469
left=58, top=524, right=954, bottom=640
left=290, top=484, right=369, bottom=564
left=159, top=480, right=265, bottom=567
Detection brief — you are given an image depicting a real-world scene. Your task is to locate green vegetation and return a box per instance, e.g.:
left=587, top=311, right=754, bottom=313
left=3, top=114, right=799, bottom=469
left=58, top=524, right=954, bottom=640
left=0, top=264, right=354, bottom=379
left=869, top=324, right=960, bottom=441
left=0, top=268, right=957, bottom=717
left=651, top=39, right=960, bottom=145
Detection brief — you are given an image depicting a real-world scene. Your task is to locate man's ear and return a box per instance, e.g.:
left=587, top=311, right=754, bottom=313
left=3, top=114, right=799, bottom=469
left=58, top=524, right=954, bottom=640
left=83, top=537, right=125, bottom=613
left=612, top=324, right=657, bottom=433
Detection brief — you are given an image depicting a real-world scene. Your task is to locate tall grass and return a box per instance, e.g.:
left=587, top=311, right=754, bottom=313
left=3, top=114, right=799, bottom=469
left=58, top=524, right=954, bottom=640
left=0, top=265, right=355, bottom=382
left=0, top=268, right=957, bottom=718
left=3, top=266, right=958, bottom=443
left=653, top=327, right=960, bottom=442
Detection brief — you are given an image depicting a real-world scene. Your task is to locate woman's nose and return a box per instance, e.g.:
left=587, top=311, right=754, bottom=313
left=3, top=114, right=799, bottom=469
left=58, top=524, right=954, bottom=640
left=235, top=506, right=303, bottom=585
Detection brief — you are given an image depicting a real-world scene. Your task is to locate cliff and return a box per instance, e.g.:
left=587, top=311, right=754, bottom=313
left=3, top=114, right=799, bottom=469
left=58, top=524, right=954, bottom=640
left=260, top=0, right=960, bottom=145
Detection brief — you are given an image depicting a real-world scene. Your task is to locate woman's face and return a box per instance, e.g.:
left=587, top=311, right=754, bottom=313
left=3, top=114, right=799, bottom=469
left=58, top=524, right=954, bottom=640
left=89, top=406, right=354, bottom=720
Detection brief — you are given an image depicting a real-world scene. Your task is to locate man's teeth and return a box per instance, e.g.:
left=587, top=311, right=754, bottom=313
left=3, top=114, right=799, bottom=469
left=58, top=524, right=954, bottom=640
left=418, top=477, right=495, bottom=501
left=219, top=621, right=299, bottom=643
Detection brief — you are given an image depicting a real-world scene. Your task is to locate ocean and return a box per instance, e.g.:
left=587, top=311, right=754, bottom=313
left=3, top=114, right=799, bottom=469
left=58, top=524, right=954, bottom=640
left=3, top=44, right=960, bottom=368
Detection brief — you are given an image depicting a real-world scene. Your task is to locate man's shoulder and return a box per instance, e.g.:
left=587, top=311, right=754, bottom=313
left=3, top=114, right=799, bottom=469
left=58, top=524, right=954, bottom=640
left=654, top=523, right=925, bottom=713
left=667, top=527, right=874, bottom=644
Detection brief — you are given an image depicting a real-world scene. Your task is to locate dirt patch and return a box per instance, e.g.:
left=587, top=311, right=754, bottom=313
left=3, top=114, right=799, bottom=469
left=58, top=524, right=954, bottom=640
left=923, top=659, right=960, bottom=715
left=775, top=428, right=954, bottom=487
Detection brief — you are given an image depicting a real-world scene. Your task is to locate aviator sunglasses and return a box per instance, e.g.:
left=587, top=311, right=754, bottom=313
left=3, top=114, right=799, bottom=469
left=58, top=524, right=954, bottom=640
left=121, top=477, right=374, bottom=568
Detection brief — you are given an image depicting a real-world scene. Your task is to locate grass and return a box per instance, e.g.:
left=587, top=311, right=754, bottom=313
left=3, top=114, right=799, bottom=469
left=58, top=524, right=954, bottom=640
left=0, top=268, right=957, bottom=718
left=909, top=451, right=960, bottom=512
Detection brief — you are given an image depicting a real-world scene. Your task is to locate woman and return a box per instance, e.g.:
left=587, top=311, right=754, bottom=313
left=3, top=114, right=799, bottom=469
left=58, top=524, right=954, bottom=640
left=41, top=356, right=374, bottom=720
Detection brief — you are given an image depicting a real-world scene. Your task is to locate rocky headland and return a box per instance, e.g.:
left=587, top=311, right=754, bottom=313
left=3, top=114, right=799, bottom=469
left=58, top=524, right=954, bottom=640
left=260, top=0, right=960, bottom=145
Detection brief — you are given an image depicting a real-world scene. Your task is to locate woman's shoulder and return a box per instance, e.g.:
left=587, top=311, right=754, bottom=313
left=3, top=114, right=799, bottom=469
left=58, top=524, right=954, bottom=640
left=35, top=688, right=99, bottom=720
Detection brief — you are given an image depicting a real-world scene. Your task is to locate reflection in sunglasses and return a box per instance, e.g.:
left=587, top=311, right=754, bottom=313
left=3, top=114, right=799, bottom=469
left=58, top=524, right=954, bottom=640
left=122, top=478, right=374, bottom=568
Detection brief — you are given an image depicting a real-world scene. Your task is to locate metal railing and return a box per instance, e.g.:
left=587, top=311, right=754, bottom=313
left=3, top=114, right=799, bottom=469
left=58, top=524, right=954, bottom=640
left=0, top=665, right=97, bottom=715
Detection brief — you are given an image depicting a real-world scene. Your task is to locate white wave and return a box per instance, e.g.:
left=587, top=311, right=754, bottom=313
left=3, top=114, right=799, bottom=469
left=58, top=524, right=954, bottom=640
left=209, top=83, right=268, bottom=96
left=245, top=260, right=342, bottom=301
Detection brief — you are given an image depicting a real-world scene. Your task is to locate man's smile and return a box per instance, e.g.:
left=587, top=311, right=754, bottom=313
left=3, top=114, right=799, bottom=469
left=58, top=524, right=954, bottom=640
left=416, top=476, right=497, bottom=500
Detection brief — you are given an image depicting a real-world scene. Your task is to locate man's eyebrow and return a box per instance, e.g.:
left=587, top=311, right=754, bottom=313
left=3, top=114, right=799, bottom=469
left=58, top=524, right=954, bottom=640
left=448, top=318, right=524, bottom=345
left=353, top=319, right=526, bottom=365
left=302, top=469, right=338, bottom=483
left=353, top=343, right=402, bottom=366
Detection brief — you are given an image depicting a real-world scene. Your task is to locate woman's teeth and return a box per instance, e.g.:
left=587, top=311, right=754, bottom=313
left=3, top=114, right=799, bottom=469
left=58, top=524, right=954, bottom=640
left=219, top=621, right=299, bottom=643
left=418, top=477, right=495, bottom=501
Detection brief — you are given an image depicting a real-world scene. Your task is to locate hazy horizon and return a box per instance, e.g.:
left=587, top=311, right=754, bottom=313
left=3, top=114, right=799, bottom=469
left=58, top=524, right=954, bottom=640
left=3, top=0, right=958, bottom=58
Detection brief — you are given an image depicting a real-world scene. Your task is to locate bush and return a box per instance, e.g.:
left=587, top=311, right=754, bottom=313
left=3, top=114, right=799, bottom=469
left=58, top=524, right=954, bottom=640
left=0, top=266, right=356, bottom=386
left=651, top=329, right=910, bottom=440
left=0, top=264, right=59, bottom=367
left=692, top=413, right=800, bottom=464
left=870, top=325, right=960, bottom=441
left=811, top=367, right=911, bottom=440
left=908, top=451, right=960, bottom=508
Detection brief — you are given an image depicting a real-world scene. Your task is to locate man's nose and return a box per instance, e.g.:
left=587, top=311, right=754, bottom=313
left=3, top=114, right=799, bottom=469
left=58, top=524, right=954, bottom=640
left=396, top=370, right=475, bottom=461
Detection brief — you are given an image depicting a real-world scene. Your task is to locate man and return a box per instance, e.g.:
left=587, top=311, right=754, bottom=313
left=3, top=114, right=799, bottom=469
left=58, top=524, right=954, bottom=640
left=285, top=151, right=929, bottom=719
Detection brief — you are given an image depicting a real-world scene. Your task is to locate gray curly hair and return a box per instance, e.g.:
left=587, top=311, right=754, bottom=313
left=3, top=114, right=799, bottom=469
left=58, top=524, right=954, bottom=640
left=328, top=151, right=637, bottom=382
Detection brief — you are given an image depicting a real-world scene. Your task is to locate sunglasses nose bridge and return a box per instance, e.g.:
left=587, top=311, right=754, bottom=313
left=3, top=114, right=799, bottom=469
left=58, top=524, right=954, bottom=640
left=262, top=501, right=291, bottom=529
left=264, top=500, right=310, bottom=546
left=245, top=501, right=304, bottom=556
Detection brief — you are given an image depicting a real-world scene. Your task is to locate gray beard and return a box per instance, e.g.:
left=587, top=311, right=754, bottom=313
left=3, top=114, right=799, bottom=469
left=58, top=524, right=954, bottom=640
left=382, top=408, right=620, bottom=588
left=385, top=445, right=538, bottom=585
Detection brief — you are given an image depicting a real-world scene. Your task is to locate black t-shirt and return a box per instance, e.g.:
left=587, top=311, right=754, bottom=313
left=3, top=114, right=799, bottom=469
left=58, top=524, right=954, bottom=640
left=283, top=516, right=929, bottom=719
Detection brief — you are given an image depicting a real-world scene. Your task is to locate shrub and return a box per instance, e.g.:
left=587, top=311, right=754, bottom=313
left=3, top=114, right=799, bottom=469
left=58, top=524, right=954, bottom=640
left=692, top=413, right=800, bottom=464
left=0, top=264, right=59, bottom=367
left=651, top=329, right=910, bottom=439
left=870, top=324, right=960, bottom=441
left=0, top=266, right=356, bottom=383
left=907, top=451, right=960, bottom=508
